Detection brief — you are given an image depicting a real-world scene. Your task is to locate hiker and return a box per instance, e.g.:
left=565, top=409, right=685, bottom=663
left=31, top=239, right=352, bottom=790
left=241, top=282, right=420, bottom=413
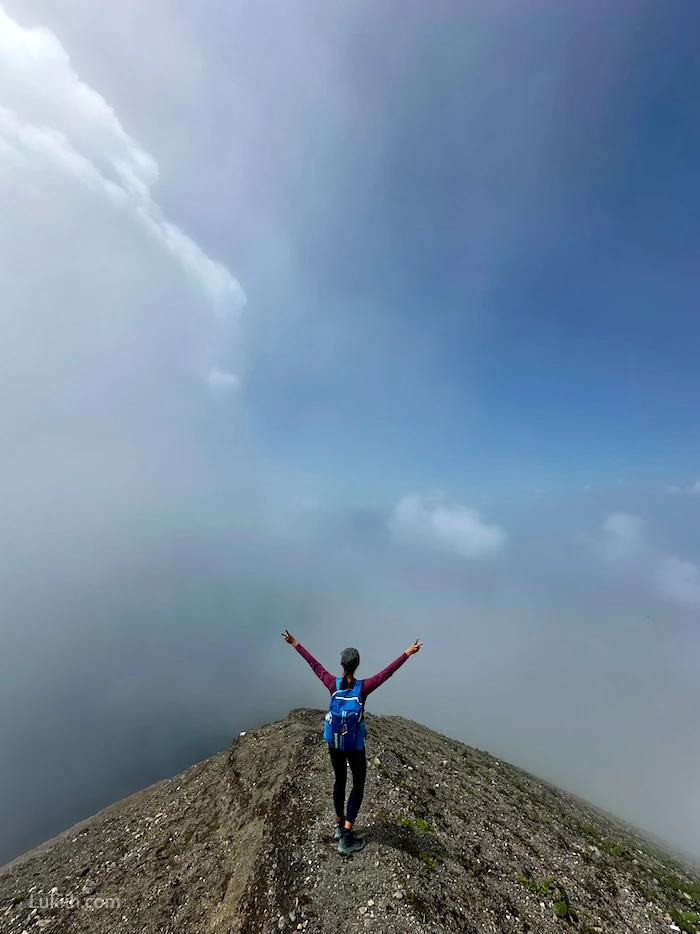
left=281, top=630, right=423, bottom=855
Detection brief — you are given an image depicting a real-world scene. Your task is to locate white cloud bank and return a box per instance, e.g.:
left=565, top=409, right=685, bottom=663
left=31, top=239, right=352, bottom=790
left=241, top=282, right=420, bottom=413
left=0, top=4, right=246, bottom=321
left=389, top=491, right=507, bottom=559
left=600, top=512, right=700, bottom=611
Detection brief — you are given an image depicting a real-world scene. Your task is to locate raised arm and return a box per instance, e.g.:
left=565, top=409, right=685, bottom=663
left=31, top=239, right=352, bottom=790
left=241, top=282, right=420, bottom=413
left=281, top=629, right=336, bottom=692
left=362, top=638, right=423, bottom=698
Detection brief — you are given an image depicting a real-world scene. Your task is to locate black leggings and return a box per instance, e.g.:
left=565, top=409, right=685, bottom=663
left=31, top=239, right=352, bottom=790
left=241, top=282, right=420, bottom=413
left=328, top=746, right=367, bottom=824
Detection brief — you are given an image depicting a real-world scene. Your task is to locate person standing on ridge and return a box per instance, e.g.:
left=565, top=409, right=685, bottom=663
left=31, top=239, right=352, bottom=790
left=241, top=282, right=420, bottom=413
left=281, top=630, right=423, bottom=855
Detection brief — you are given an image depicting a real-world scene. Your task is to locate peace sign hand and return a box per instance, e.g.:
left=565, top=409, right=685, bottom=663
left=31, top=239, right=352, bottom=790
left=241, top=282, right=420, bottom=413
left=281, top=629, right=299, bottom=647
left=405, top=638, right=423, bottom=656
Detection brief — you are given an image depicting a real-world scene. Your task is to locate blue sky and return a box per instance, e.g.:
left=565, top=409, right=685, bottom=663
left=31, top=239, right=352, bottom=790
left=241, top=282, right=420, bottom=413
left=219, top=0, right=700, bottom=503
left=1, top=0, right=700, bottom=863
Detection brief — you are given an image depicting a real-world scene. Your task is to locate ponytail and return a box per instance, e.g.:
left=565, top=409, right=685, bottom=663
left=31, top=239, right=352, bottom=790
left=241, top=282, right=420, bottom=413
left=341, top=665, right=356, bottom=689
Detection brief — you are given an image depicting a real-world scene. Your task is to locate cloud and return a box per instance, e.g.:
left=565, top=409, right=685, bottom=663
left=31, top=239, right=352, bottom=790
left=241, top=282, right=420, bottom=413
left=0, top=7, right=258, bottom=869
left=655, top=556, right=700, bottom=610
left=601, top=512, right=646, bottom=562
left=665, top=480, right=700, bottom=495
left=599, top=512, right=700, bottom=611
left=207, top=367, right=240, bottom=391
left=602, top=512, right=646, bottom=540
left=0, top=4, right=245, bottom=319
left=389, top=491, right=507, bottom=559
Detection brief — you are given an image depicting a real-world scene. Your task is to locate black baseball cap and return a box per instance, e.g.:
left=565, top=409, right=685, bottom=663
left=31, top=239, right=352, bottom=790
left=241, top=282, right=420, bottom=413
left=340, top=647, right=360, bottom=670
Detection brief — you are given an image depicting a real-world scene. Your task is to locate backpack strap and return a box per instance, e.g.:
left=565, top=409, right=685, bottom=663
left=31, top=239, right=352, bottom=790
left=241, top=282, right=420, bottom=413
left=330, top=677, right=364, bottom=708
left=351, top=679, right=364, bottom=719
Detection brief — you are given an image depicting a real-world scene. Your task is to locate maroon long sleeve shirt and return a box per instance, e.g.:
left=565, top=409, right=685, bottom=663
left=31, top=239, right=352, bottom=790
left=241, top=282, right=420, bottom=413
left=294, top=642, right=409, bottom=701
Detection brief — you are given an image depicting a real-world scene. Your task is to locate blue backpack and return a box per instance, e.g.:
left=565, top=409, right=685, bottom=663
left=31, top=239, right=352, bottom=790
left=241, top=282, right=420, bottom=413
left=324, top=678, right=366, bottom=750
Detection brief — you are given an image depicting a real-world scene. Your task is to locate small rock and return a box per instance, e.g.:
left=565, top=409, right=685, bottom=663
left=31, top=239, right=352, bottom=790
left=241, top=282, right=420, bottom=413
left=393, top=890, right=404, bottom=899
left=683, top=892, right=693, bottom=902
left=297, top=926, right=303, bottom=932
left=50, top=887, right=58, bottom=896
left=278, top=916, right=286, bottom=930
left=77, top=865, right=90, bottom=877
left=373, top=757, right=381, bottom=768
left=240, top=731, right=247, bottom=737
left=359, top=906, right=368, bottom=915
left=367, top=899, right=375, bottom=906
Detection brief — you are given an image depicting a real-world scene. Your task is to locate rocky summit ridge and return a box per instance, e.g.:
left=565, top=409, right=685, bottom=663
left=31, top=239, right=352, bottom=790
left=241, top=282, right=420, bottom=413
left=1, top=708, right=699, bottom=934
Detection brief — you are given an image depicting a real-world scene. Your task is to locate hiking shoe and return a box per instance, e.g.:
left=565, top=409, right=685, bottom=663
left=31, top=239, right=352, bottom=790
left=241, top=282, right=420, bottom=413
left=338, top=830, right=366, bottom=855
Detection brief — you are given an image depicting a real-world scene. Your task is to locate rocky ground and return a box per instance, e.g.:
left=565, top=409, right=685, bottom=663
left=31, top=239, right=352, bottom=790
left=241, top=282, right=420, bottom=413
left=1, top=707, right=699, bottom=934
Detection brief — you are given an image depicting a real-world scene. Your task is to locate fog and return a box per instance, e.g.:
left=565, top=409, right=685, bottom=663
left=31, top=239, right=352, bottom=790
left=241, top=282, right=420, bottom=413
left=1, top=0, right=699, bottom=866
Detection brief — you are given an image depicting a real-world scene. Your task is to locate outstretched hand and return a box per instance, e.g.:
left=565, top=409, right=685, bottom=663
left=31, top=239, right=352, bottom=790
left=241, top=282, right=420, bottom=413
left=404, top=638, right=423, bottom=656
left=281, top=629, right=299, bottom=647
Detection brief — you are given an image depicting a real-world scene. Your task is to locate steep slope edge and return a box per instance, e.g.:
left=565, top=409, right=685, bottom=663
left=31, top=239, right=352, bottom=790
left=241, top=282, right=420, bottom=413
left=0, top=711, right=315, bottom=934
